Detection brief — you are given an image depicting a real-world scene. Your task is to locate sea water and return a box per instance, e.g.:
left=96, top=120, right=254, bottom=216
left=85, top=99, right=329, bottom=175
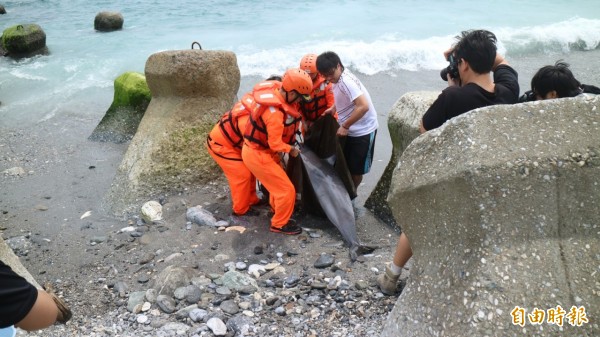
left=0, top=0, right=599, bottom=127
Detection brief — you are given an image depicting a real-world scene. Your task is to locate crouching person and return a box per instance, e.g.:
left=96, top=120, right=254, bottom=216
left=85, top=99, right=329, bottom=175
left=242, top=68, right=313, bottom=235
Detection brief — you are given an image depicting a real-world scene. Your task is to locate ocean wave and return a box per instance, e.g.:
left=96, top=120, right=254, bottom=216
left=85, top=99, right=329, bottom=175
left=236, top=18, right=600, bottom=76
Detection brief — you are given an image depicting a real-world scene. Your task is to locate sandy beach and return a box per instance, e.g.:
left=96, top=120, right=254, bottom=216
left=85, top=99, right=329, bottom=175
left=1, top=49, right=600, bottom=335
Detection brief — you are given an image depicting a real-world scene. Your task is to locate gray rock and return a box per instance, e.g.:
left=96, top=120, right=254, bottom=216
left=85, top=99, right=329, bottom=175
left=153, top=265, right=196, bottom=296
left=313, top=253, right=335, bottom=268
left=220, top=270, right=258, bottom=293
left=126, top=291, right=146, bottom=313
left=220, top=300, right=239, bottom=315
left=226, top=315, right=254, bottom=335
left=189, top=308, right=208, bottom=322
left=186, top=206, right=218, bottom=227
left=207, top=317, right=227, bottom=336
left=156, top=294, right=177, bottom=314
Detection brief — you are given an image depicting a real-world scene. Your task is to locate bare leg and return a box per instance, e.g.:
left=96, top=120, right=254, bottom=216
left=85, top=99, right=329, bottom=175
left=393, top=232, right=413, bottom=269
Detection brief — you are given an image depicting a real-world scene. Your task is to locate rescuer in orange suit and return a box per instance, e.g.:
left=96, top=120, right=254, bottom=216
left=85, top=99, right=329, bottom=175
left=242, top=68, right=313, bottom=235
left=298, top=53, right=336, bottom=128
left=206, top=78, right=281, bottom=216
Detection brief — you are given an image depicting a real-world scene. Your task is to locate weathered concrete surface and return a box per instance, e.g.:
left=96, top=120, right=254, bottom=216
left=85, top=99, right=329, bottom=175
left=1, top=236, right=41, bottom=288
left=89, top=71, right=151, bottom=143
left=107, top=50, right=239, bottom=213
left=382, top=95, right=600, bottom=337
left=1, top=23, right=48, bottom=58
left=365, top=92, right=438, bottom=227
left=94, top=11, right=124, bottom=32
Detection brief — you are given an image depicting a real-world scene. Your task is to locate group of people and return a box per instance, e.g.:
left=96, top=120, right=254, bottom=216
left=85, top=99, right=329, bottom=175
left=207, top=51, right=378, bottom=236
left=377, top=29, right=599, bottom=296
left=4, top=29, right=597, bottom=334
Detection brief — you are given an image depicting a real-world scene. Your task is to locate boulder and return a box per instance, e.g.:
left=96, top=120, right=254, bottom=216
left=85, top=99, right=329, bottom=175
left=89, top=71, right=151, bottom=143
left=382, top=95, right=600, bottom=336
left=365, top=91, right=438, bottom=227
left=107, top=50, right=239, bottom=212
left=0, top=5, right=6, bottom=14
left=94, top=11, right=124, bottom=32
left=1, top=24, right=48, bottom=58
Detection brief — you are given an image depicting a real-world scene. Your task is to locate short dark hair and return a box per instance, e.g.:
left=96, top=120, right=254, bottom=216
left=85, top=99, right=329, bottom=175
left=453, top=29, right=497, bottom=74
left=316, top=51, right=345, bottom=74
left=531, top=61, right=581, bottom=98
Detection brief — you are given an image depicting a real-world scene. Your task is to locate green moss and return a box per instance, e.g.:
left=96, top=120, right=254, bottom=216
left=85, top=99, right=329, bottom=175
left=139, top=119, right=221, bottom=190
left=1, top=24, right=44, bottom=52
left=112, top=72, right=151, bottom=108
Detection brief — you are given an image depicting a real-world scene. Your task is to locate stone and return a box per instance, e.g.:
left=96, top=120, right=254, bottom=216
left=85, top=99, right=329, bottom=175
left=186, top=206, right=218, bottom=227
left=1, top=24, right=47, bottom=57
left=141, top=200, right=162, bottom=223
left=220, top=270, right=258, bottom=293
left=382, top=95, right=600, bottom=337
left=219, top=300, right=239, bottom=315
left=107, top=50, right=239, bottom=212
left=2, top=167, right=26, bottom=176
left=94, top=11, right=123, bottom=32
left=127, top=291, right=146, bottom=313
left=89, top=72, right=151, bottom=143
left=313, top=253, right=335, bottom=268
left=365, top=91, right=438, bottom=226
left=207, top=317, right=227, bottom=336
left=153, top=265, right=196, bottom=297
left=156, top=295, right=176, bottom=314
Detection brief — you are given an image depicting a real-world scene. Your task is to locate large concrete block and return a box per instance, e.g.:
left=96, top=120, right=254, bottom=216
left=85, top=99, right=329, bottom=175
left=107, top=50, right=239, bottom=213
left=382, top=95, right=600, bottom=336
left=365, top=91, right=438, bottom=226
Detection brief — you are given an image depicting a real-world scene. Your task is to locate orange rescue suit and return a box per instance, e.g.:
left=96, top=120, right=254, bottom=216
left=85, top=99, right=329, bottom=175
left=242, top=86, right=302, bottom=229
left=300, top=74, right=335, bottom=123
left=205, top=81, right=281, bottom=215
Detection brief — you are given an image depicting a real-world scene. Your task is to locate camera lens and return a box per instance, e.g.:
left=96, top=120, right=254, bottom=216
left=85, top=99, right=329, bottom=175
left=440, top=68, right=449, bottom=81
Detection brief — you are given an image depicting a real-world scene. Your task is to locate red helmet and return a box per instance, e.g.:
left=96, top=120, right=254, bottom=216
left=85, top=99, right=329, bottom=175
left=299, top=54, right=318, bottom=74
left=282, top=68, right=313, bottom=101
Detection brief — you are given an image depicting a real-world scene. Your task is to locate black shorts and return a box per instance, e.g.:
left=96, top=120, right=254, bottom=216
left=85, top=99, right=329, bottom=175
left=343, top=130, right=377, bottom=175
left=0, top=261, right=38, bottom=328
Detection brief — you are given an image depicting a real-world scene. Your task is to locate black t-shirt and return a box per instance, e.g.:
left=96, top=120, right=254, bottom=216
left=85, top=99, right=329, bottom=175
left=422, top=65, right=520, bottom=131
left=0, top=260, right=38, bottom=328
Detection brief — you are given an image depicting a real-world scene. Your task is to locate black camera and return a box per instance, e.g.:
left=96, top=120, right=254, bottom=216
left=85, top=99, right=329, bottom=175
left=440, top=54, right=460, bottom=81
left=518, top=90, right=536, bottom=103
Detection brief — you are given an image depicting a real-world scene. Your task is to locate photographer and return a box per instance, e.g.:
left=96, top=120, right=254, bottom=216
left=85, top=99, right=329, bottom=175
left=378, top=29, right=520, bottom=295
left=520, top=61, right=600, bottom=102
left=419, top=29, right=520, bottom=132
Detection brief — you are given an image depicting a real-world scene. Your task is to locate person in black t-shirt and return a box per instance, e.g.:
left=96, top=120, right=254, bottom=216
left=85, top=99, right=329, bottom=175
left=420, top=29, right=520, bottom=132
left=519, top=60, right=600, bottom=102
left=0, top=260, right=71, bottom=331
left=377, top=29, right=520, bottom=296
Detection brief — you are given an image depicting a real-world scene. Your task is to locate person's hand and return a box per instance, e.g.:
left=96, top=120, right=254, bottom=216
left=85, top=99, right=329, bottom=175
left=323, top=106, right=335, bottom=115
left=443, top=48, right=453, bottom=61
left=44, top=282, right=72, bottom=324
left=447, top=73, right=460, bottom=87
left=289, top=147, right=300, bottom=157
left=337, top=125, right=349, bottom=137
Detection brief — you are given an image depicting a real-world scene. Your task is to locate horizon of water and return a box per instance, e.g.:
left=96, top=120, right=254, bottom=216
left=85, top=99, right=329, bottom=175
left=1, top=0, right=600, bottom=127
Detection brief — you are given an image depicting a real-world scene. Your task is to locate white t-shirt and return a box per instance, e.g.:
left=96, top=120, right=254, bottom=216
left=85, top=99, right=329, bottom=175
left=333, top=70, right=378, bottom=137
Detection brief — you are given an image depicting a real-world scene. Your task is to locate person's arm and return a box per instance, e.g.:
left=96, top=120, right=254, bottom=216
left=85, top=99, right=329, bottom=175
left=16, top=290, right=59, bottom=331
left=493, top=54, right=520, bottom=102
left=338, top=94, right=369, bottom=136
left=262, top=108, right=295, bottom=155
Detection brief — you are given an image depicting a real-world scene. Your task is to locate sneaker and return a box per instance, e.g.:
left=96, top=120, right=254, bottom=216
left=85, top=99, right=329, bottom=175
left=376, top=265, right=400, bottom=296
left=270, top=220, right=302, bottom=235
left=232, top=208, right=260, bottom=217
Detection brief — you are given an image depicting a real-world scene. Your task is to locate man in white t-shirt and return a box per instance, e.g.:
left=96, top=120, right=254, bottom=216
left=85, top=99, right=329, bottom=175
left=316, top=51, right=379, bottom=191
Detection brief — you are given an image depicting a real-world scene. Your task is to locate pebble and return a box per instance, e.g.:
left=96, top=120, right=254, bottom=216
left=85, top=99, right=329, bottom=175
left=314, top=253, right=335, bottom=268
